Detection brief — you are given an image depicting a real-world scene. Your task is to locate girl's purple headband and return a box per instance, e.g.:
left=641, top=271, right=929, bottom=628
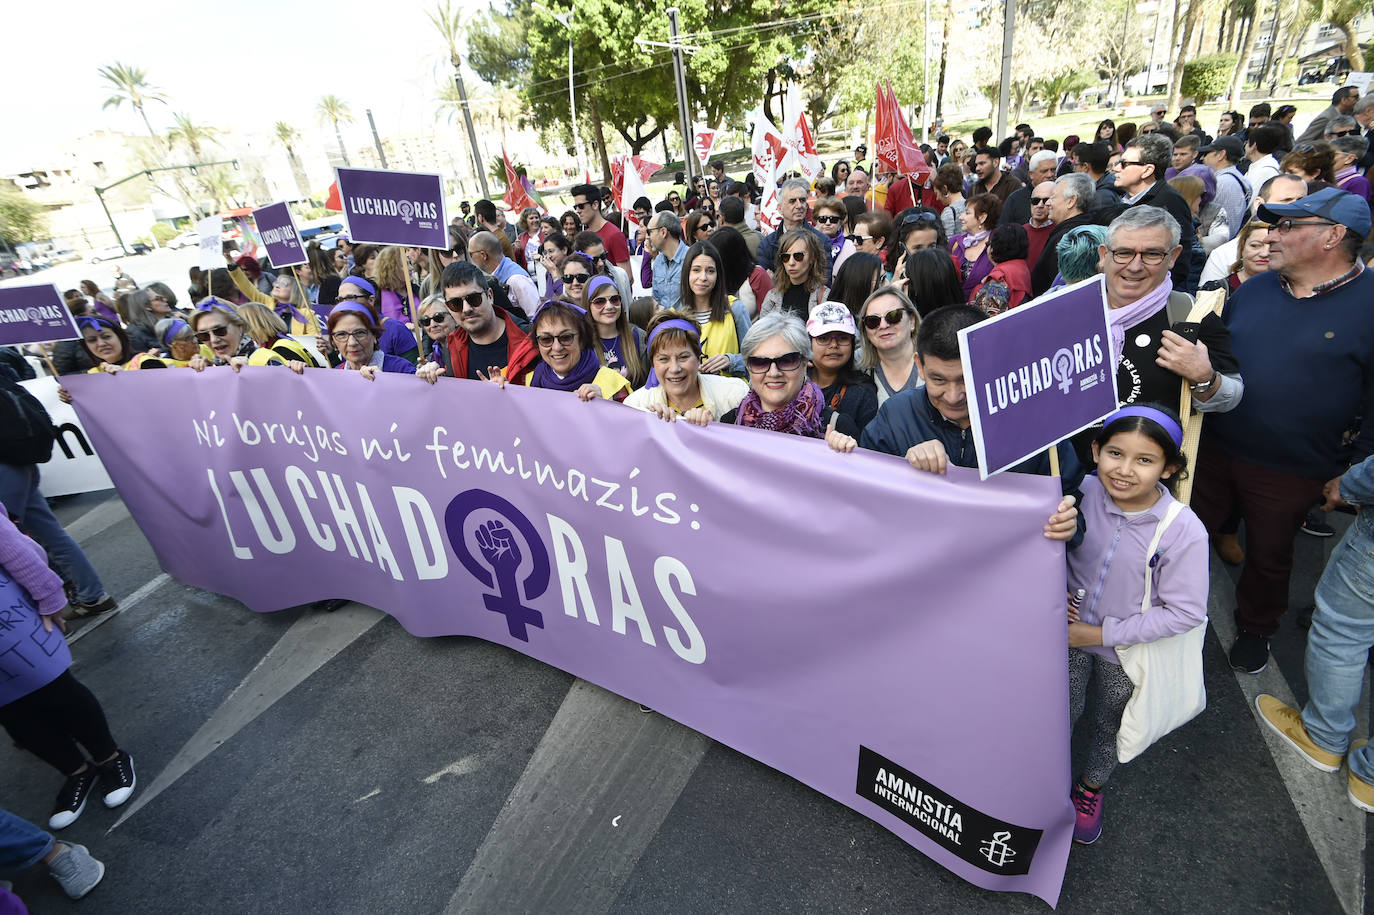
left=1104, top=405, right=1184, bottom=449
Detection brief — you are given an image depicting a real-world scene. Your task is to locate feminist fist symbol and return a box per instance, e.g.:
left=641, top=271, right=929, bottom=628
left=474, top=520, right=543, bottom=641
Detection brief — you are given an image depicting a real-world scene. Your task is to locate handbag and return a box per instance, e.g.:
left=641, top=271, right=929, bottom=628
left=1114, top=500, right=1207, bottom=763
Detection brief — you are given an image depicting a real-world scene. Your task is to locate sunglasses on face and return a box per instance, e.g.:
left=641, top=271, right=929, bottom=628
left=194, top=326, right=231, bottom=342
left=1030, top=196, right=1052, bottom=205
left=591, top=294, right=622, bottom=307
left=445, top=291, right=487, bottom=311
left=862, top=308, right=908, bottom=330
left=1331, top=129, right=1359, bottom=137
left=816, top=214, right=844, bottom=225
left=573, top=200, right=596, bottom=210
left=745, top=351, right=804, bottom=374
left=697, top=223, right=714, bottom=232
left=535, top=331, right=578, bottom=348
left=563, top=272, right=590, bottom=283
left=781, top=250, right=808, bottom=264
left=846, top=234, right=874, bottom=244
left=418, top=313, right=451, bottom=327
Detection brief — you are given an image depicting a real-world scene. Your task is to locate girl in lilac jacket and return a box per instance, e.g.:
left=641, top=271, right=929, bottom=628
left=1063, top=405, right=1209, bottom=846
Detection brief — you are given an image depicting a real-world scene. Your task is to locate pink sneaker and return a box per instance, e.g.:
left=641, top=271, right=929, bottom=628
left=1072, top=782, right=1103, bottom=845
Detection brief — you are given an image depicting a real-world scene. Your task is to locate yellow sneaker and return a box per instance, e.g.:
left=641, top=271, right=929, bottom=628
left=1349, top=740, right=1374, bottom=814
left=1255, top=695, right=1343, bottom=773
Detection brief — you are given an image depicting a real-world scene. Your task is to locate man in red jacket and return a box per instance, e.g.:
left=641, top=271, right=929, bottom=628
left=438, top=261, right=538, bottom=383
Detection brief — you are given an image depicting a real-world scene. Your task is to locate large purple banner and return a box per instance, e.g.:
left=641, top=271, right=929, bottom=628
left=69, top=369, right=1074, bottom=905
left=0, top=284, right=80, bottom=345
left=335, top=167, right=447, bottom=248
left=960, top=276, right=1118, bottom=478
left=251, top=202, right=306, bottom=268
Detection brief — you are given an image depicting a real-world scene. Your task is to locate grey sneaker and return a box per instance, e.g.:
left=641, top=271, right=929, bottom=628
left=47, top=843, right=105, bottom=900
left=64, top=594, right=118, bottom=620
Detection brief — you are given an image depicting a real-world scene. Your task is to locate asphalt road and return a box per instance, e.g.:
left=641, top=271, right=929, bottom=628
left=1, top=485, right=1366, bottom=914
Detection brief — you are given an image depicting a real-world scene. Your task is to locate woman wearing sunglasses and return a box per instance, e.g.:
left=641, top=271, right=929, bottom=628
left=685, top=210, right=715, bottom=244
left=227, top=263, right=323, bottom=336
left=415, top=294, right=458, bottom=374
left=704, top=311, right=860, bottom=438
left=760, top=227, right=830, bottom=320
left=492, top=300, right=630, bottom=401
left=326, top=303, right=417, bottom=379
left=812, top=196, right=855, bottom=275
left=582, top=276, right=647, bottom=387
left=188, top=300, right=255, bottom=368
left=558, top=252, right=595, bottom=309
left=678, top=241, right=753, bottom=377
left=856, top=287, right=922, bottom=406
left=624, top=313, right=749, bottom=422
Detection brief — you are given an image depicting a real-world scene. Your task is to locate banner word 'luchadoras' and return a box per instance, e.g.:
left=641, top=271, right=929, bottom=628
left=69, top=368, right=1074, bottom=905
left=335, top=167, right=447, bottom=248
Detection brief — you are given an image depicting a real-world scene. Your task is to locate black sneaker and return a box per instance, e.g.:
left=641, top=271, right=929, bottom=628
left=64, top=594, right=118, bottom=620
left=100, top=751, right=136, bottom=808
left=48, top=768, right=101, bottom=830
left=1229, top=631, right=1270, bottom=674
left=1300, top=513, right=1335, bottom=537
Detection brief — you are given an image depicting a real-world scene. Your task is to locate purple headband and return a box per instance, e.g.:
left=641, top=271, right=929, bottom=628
left=330, top=301, right=375, bottom=319
left=341, top=276, right=376, bottom=296
left=533, top=299, right=588, bottom=320
left=75, top=314, right=115, bottom=332
left=161, top=319, right=191, bottom=346
left=643, top=318, right=701, bottom=390
left=1104, top=405, right=1184, bottom=449
left=196, top=297, right=228, bottom=312
left=585, top=276, right=617, bottom=300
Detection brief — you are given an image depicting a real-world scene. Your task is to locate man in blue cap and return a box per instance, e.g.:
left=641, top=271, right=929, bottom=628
left=1191, top=186, right=1374, bottom=674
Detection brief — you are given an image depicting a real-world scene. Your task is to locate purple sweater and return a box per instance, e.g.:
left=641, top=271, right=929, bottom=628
left=1067, top=476, right=1209, bottom=663
left=0, top=500, right=72, bottom=706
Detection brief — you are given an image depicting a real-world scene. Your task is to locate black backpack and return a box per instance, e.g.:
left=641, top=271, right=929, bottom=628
left=0, top=375, right=57, bottom=466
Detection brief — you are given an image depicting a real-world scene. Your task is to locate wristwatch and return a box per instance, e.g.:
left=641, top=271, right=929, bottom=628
left=1190, top=372, right=1218, bottom=393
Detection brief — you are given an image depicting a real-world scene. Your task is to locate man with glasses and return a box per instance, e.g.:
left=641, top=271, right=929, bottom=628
left=1000, top=150, right=1058, bottom=226
left=420, top=260, right=537, bottom=384
left=570, top=183, right=631, bottom=278
left=1201, top=173, right=1306, bottom=284
left=1111, top=134, right=1198, bottom=290
left=1323, top=115, right=1361, bottom=140
left=1024, top=180, right=1057, bottom=267
left=1297, top=85, right=1361, bottom=144
left=1031, top=173, right=1098, bottom=296
left=468, top=231, right=538, bottom=324
left=1191, top=186, right=1374, bottom=674
left=757, top=178, right=832, bottom=280
left=649, top=211, right=687, bottom=311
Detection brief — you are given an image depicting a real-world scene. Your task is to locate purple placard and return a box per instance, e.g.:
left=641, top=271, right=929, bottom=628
left=0, top=284, right=80, bottom=346
left=959, top=276, right=1119, bottom=478
left=251, top=202, right=306, bottom=268
left=68, top=368, right=1074, bottom=905
left=335, top=167, right=447, bottom=248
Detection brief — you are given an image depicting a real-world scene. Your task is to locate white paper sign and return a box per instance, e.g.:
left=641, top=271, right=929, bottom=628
left=198, top=215, right=222, bottom=273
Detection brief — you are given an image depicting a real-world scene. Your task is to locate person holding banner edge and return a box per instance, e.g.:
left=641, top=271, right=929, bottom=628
left=415, top=262, right=538, bottom=385
left=623, top=313, right=749, bottom=422
left=859, top=304, right=1084, bottom=546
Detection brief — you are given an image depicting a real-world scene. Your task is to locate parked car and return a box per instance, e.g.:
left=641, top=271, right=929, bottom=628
left=89, top=243, right=151, bottom=263
left=167, top=231, right=199, bottom=249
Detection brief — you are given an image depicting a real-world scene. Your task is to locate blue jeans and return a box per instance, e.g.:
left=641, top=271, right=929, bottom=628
left=1301, top=520, right=1374, bottom=784
left=0, top=463, right=105, bottom=604
left=0, top=807, right=53, bottom=870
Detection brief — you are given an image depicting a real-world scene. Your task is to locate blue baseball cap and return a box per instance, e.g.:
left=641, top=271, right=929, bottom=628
left=1258, top=186, right=1372, bottom=238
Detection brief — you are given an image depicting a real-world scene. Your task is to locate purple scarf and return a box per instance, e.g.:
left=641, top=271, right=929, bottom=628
left=734, top=379, right=826, bottom=437
left=531, top=346, right=601, bottom=392
left=276, top=300, right=316, bottom=330
left=1108, top=275, right=1173, bottom=364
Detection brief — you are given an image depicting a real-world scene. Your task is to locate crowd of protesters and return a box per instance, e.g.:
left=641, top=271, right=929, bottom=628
left=3, top=94, right=1374, bottom=903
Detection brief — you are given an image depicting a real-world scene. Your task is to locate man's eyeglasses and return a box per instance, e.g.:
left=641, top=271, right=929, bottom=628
left=444, top=291, right=486, bottom=311
left=1114, top=158, right=1147, bottom=170
left=861, top=308, right=908, bottom=330
left=745, top=351, right=804, bottom=374
left=194, top=326, right=230, bottom=342
left=815, top=214, right=844, bottom=225
left=1106, top=247, right=1170, bottom=265
left=330, top=329, right=373, bottom=342
left=1030, top=196, right=1052, bottom=205
left=535, top=331, right=578, bottom=348
left=1330, top=129, right=1359, bottom=137
left=418, top=313, right=451, bottom=327
left=573, top=200, right=596, bottom=211
left=1271, top=217, right=1336, bottom=235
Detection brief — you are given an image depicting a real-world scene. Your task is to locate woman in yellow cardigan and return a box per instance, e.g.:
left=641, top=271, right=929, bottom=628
left=227, top=264, right=321, bottom=335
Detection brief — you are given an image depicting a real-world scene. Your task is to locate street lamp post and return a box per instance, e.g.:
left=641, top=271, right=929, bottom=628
left=92, top=159, right=239, bottom=253
left=534, top=2, right=583, bottom=175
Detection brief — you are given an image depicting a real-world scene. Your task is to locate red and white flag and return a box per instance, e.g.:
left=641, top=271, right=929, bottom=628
left=613, top=155, right=651, bottom=230
left=874, top=80, right=929, bottom=181
left=779, top=83, right=821, bottom=182
left=502, top=146, right=541, bottom=213
left=692, top=123, right=719, bottom=169
left=751, top=108, right=786, bottom=232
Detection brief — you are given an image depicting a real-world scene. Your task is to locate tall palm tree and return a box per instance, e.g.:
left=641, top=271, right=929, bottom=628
left=428, top=0, right=492, bottom=198
left=98, top=61, right=168, bottom=139
left=317, top=95, right=353, bottom=166
left=167, top=113, right=218, bottom=160
left=274, top=121, right=312, bottom=202
left=1319, top=0, right=1374, bottom=70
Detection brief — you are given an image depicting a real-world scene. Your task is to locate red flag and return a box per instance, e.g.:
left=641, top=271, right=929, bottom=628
left=502, top=147, right=540, bottom=213
left=324, top=181, right=342, bottom=212
left=875, top=81, right=929, bottom=182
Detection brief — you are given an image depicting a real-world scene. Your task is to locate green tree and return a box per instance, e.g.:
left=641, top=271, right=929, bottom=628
left=1035, top=70, right=1096, bottom=117
left=0, top=185, right=48, bottom=242
left=428, top=0, right=492, bottom=198
left=317, top=95, right=353, bottom=166
left=274, top=121, right=312, bottom=202
left=1182, top=53, right=1239, bottom=100
left=98, top=61, right=168, bottom=140
left=167, top=113, right=219, bottom=160
left=1317, top=0, right=1374, bottom=70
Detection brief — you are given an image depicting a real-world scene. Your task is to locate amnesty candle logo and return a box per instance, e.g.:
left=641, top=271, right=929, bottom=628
left=855, top=746, right=1041, bottom=875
